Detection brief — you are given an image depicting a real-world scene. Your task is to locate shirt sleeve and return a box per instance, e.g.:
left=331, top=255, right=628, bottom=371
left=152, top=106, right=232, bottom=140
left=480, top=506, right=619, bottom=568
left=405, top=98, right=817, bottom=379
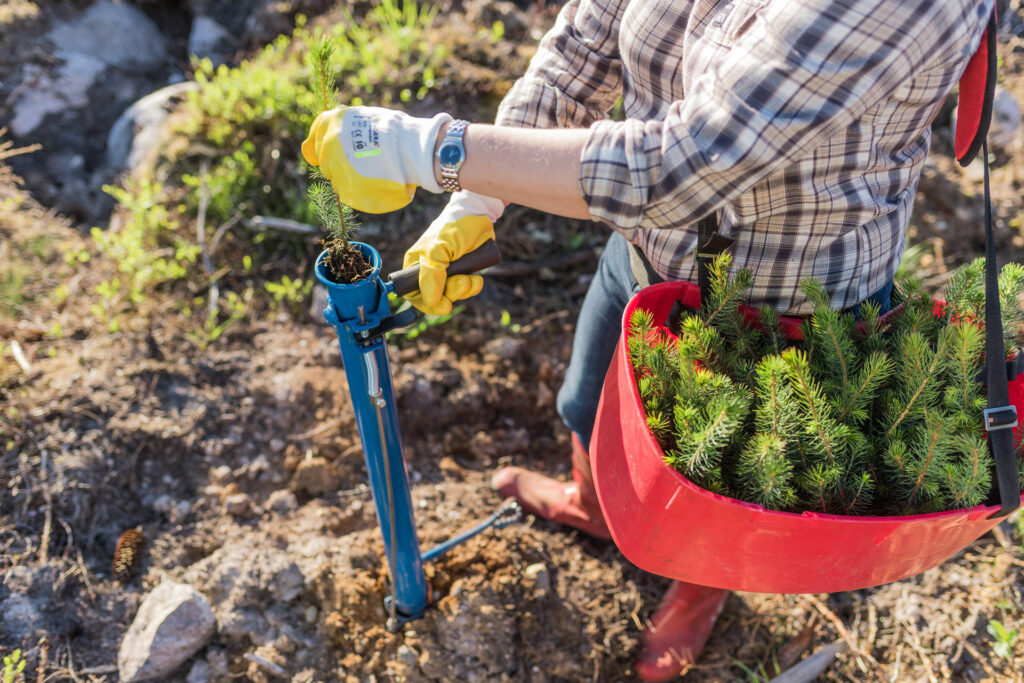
left=579, top=0, right=982, bottom=234
left=495, top=0, right=627, bottom=129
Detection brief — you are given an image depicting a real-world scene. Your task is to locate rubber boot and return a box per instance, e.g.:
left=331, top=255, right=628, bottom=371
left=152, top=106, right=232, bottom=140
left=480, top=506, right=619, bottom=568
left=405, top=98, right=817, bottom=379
left=635, top=581, right=729, bottom=681
left=491, top=434, right=612, bottom=540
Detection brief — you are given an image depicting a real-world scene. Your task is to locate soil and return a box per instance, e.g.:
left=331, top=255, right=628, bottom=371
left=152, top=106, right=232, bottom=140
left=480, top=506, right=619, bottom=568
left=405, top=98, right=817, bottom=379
left=3, top=3, right=1024, bottom=683
left=323, top=238, right=375, bottom=285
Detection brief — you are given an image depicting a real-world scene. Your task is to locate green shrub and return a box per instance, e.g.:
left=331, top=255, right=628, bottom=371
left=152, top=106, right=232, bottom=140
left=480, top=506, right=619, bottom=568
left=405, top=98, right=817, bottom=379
left=90, top=181, right=200, bottom=330
left=175, top=3, right=446, bottom=227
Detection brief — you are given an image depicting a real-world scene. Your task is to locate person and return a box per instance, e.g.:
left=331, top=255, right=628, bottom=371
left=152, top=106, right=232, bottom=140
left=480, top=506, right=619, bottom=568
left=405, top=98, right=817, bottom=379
left=302, top=0, right=995, bottom=677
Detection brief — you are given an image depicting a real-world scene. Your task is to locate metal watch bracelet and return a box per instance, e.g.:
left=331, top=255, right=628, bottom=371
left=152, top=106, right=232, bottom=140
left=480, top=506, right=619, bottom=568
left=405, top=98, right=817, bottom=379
left=437, top=119, right=469, bottom=193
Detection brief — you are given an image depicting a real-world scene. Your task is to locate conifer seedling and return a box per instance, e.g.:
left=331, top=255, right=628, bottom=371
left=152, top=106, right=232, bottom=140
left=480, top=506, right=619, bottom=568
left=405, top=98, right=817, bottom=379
left=307, top=38, right=373, bottom=284
left=627, top=254, right=1024, bottom=517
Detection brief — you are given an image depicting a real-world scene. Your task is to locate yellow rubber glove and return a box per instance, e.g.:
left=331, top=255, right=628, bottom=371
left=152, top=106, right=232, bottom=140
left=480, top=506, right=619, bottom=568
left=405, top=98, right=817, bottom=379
left=403, top=191, right=505, bottom=315
left=301, top=106, right=452, bottom=214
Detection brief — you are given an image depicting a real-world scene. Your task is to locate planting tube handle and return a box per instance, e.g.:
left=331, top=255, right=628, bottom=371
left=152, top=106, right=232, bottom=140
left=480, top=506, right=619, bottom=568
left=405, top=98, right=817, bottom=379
left=388, top=239, right=502, bottom=298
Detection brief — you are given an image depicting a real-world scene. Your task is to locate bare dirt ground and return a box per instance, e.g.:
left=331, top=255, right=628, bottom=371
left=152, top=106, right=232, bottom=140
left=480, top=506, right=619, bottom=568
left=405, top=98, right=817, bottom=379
left=3, top=3, right=1024, bottom=683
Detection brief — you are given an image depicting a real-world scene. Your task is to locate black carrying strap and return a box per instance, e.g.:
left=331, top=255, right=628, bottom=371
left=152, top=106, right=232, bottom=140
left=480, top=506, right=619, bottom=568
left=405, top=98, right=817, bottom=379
left=980, top=141, right=1021, bottom=518
left=694, top=213, right=734, bottom=302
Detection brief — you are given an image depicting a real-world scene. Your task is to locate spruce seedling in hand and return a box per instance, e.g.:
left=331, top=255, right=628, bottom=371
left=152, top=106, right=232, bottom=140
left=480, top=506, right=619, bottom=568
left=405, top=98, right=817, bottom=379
left=307, top=37, right=372, bottom=283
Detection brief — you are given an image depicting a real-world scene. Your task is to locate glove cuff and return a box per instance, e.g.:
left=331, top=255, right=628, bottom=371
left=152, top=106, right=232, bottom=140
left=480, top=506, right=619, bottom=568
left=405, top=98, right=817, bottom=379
left=410, top=112, right=454, bottom=194
left=448, top=190, right=505, bottom=223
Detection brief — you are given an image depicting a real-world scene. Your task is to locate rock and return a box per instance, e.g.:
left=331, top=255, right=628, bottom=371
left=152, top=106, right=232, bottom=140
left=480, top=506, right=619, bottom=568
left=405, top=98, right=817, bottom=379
left=271, top=563, right=306, bottom=602
left=186, top=658, right=211, bottom=683
left=105, top=82, right=198, bottom=173
left=224, top=492, right=254, bottom=516
left=11, top=1, right=169, bottom=138
left=152, top=494, right=174, bottom=514
left=169, top=500, right=193, bottom=524
left=6, top=0, right=175, bottom=220
left=522, top=563, right=550, bottom=599
left=218, top=482, right=242, bottom=502
left=266, top=489, right=298, bottom=514
left=210, top=465, right=233, bottom=484
left=204, top=648, right=229, bottom=681
left=291, top=457, right=339, bottom=496
left=990, top=85, right=1022, bottom=150
left=482, top=336, right=523, bottom=361
left=438, top=456, right=463, bottom=477
left=117, top=581, right=216, bottom=682
left=48, top=1, right=170, bottom=70
left=188, top=16, right=236, bottom=66
left=396, top=643, right=419, bottom=671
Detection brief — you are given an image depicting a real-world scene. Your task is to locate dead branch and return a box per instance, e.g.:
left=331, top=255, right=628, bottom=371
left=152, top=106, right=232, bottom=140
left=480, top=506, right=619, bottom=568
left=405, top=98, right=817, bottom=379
left=248, top=215, right=318, bottom=234
left=38, top=451, right=51, bottom=564
left=804, top=595, right=886, bottom=681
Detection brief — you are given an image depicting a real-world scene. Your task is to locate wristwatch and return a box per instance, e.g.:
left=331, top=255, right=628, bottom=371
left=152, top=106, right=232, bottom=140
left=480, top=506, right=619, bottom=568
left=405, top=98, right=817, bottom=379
left=436, top=119, right=469, bottom=192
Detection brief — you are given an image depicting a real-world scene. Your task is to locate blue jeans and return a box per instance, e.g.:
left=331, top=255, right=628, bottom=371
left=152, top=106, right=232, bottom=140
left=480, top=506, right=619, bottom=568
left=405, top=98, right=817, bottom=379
left=556, top=232, right=893, bottom=450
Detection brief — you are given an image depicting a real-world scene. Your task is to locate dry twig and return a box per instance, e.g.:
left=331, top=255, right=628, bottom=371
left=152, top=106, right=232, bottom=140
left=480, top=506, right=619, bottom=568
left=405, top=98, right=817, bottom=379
left=804, top=595, right=886, bottom=680
left=38, top=451, right=52, bottom=564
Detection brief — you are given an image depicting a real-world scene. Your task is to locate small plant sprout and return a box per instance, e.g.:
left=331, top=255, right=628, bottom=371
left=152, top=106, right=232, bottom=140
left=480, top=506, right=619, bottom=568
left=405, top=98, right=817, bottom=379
left=2, top=649, right=25, bottom=683
left=987, top=620, right=1019, bottom=660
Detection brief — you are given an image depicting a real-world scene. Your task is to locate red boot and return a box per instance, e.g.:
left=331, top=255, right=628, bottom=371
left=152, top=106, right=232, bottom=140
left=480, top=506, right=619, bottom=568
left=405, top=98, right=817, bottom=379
left=635, top=581, right=729, bottom=681
left=491, top=434, right=612, bottom=540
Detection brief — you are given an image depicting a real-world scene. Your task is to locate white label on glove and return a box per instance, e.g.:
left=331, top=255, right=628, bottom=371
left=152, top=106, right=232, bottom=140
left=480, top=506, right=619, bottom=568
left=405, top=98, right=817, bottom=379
left=350, top=113, right=382, bottom=159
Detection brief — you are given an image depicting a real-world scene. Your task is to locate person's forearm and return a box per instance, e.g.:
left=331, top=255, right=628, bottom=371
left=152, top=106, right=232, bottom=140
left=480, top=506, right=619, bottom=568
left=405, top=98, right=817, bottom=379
left=434, top=123, right=593, bottom=220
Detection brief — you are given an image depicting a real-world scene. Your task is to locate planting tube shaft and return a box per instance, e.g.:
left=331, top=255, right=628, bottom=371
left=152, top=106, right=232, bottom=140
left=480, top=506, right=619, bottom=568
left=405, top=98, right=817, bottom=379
left=317, top=243, right=430, bottom=619
left=388, top=239, right=501, bottom=297
left=342, top=338, right=430, bottom=617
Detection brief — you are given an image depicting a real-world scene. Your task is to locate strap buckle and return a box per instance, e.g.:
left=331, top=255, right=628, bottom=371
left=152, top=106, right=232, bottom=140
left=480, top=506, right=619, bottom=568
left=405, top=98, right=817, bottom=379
left=983, top=405, right=1018, bottom=432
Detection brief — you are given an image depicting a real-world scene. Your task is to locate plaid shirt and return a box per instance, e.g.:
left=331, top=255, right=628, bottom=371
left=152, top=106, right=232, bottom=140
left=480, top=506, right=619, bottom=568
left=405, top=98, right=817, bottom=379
left=495, top=0, right=993, bottom=314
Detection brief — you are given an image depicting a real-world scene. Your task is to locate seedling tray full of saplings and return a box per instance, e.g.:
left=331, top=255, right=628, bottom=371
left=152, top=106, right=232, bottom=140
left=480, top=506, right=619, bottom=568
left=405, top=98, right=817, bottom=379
left=626, top=254, right=1024, bottom=516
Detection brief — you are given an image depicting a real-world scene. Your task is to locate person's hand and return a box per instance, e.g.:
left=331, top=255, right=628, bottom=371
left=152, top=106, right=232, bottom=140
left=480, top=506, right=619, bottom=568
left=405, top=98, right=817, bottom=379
left=301, top=106, right=452, bottom=214
left=403, top=191, right=505, bottom=315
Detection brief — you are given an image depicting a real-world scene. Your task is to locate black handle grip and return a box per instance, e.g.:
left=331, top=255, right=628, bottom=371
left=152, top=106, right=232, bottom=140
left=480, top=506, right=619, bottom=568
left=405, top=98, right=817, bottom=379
left=388, top=239, right=502, bottom=297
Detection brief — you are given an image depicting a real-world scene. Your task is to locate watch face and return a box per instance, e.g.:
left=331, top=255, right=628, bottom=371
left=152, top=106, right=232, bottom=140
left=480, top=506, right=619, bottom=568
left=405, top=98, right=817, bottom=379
left=438, top=142, right=465, bottom=169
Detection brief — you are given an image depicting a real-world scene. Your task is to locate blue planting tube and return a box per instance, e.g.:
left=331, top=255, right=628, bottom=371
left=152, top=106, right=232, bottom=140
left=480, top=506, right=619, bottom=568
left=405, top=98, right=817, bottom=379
left=314, top=243, right=430, bottom=620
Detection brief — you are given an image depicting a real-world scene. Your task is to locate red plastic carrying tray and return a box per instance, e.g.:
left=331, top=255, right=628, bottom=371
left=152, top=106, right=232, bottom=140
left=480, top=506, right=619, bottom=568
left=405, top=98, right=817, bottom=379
left=591, top=281, right=1024, bottom=593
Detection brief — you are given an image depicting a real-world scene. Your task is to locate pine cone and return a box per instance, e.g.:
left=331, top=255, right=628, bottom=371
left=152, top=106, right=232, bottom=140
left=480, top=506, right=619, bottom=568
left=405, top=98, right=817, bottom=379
left=112, top=528, right=145, bottom=582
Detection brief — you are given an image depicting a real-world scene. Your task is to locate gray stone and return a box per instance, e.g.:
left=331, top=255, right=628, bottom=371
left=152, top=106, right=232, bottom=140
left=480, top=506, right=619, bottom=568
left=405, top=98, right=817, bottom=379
left=266, top=489, right=298, bottom=514
left=10, top=58, right=104, bottom=136
left=291, top=457, right=339, bottom=496
left=186, top=658, right=212, bottom=683
left=48, top=1, right=170, bottom=70
left=224, top=492, right=254, bottom=516
left=271, top=563, right=306, bottom=602
left=117, top=581, right=216, bottom=682
left=188, top=16, right=236, bottom=66
left=105, top=82, right=198, bottom=172
left=396, top=643, right=419, bottom=671
left=991, top=85, right=1022, bottom=150
left=11, top=0, right=169, bottom=136
left=523, top=563, right=550, bottom=599
left=483, top=336, right=523, bottom=360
